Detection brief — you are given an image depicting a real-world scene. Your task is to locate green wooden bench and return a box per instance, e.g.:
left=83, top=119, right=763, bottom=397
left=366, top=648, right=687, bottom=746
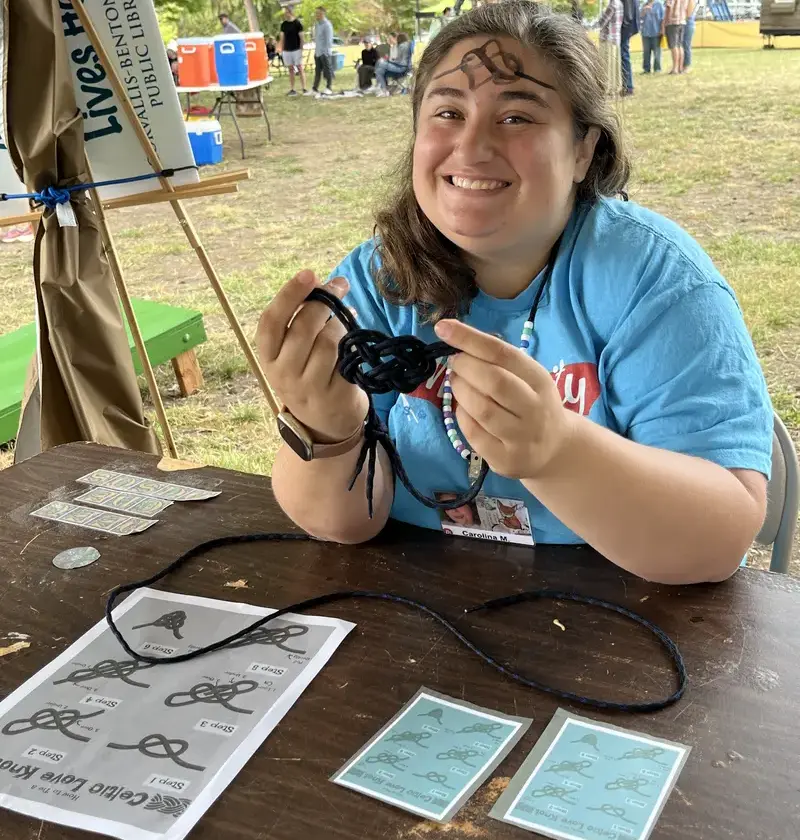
left=0, top=298, right=207, bottom=446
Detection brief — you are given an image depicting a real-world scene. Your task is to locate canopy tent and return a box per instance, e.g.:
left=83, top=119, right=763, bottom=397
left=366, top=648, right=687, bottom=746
left=2, top=0, right=160, bottom=462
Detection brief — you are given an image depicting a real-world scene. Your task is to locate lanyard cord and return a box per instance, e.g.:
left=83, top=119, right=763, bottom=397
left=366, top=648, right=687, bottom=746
left=105, top=532, right=686, bottom=713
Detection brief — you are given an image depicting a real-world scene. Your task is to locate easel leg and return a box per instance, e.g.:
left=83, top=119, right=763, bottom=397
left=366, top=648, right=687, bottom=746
left=87, top=178, right=179, bottom=459
left=258, top=87, right=272, bottom=142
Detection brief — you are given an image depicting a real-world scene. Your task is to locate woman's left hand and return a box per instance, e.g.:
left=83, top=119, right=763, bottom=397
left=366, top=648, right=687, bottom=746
left=434, top=320, right=577, bottom=480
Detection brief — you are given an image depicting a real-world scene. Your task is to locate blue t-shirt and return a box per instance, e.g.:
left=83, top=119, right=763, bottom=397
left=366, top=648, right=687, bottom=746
left=334, top=198, right=773, bottom=544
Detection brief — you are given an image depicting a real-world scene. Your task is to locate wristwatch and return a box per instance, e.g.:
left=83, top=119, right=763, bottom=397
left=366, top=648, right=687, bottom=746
left=277, top=410, right=365, bottom=462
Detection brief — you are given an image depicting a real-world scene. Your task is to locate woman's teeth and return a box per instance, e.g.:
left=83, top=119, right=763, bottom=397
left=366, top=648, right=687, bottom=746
left=449, top=176, right=508, bottom=190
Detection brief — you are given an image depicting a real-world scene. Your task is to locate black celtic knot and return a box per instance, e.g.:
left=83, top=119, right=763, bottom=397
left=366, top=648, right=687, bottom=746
left=337, top=329, right=448, bottom=395
left=2, top=708, right=105, bottom=742
left=165, top=680, right=258, bottom=714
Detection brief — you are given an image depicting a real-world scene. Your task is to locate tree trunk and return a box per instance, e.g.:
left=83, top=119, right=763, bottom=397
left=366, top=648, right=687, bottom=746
left=243, top=0, right=259, bottom=30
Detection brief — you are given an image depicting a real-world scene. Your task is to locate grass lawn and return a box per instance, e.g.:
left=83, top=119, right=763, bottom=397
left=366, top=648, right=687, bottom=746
left=1, top=46, right=798, bottom=568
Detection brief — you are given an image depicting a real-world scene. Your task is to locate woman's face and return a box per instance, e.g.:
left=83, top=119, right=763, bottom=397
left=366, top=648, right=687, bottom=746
left=445, top=505, right=475, bottom=526
left=413, top=36, right=598, bottom=263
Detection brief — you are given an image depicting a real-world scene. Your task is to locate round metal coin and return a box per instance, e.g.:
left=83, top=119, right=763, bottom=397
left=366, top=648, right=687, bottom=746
left=52, top=547, right=101, bottom=570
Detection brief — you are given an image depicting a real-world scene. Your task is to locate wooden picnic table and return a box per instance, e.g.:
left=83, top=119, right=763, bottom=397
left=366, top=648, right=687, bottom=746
left=1, top=442, right=798, bottom=840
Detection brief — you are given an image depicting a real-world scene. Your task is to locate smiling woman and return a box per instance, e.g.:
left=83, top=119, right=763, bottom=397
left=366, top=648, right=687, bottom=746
left=256, top=1, right=774, bottom=587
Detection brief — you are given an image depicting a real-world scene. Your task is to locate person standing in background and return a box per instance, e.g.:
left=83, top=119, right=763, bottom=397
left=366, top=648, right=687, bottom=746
left=429, top=7, right=451, bottom=40
left=619, top=0, right=640, bottom=97
left=312, top=6, right=335, bottom=96
left=596, top=0, right=623, bottom=98
left=663, top=0, right=689, bottom=74
left=218, top=12, right=241, bottom=34
left=279, top=5, right=308, bottom=96
left=683, top=0, right=697, bottom=73
left=640, top=0, right=664, bottom=73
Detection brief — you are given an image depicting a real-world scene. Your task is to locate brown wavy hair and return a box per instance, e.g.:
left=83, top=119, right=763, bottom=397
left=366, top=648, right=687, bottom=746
left=373, top=1, right=631, bottom=320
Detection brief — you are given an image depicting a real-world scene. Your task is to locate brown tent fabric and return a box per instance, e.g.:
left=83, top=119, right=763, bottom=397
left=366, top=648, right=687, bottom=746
left=3, top=0, right=160, bottom=462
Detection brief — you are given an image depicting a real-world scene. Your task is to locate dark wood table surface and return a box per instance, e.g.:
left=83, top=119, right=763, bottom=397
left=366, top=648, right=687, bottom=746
left=1, top=443, right=799, bottom=840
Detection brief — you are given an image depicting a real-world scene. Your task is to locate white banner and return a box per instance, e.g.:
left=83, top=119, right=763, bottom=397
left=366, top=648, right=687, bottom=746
left=0, top=0, right=199, bottom=220
left=58, top=0, right=198, bottom=200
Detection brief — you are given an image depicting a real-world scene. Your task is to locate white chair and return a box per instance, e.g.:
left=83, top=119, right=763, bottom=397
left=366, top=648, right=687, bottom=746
left=756, top=412, right=799, bottom=573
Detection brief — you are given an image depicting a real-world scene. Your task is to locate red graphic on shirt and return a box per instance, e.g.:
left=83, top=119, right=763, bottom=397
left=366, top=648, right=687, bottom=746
left=406, top=358, right=600, bottom=417
left=550, top=361, right=601, bottom=416
left=407, top=360, right=449, bottom=407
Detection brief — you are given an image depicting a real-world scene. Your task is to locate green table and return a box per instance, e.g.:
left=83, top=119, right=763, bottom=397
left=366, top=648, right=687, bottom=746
left=0, top=298, right=206, bottom=446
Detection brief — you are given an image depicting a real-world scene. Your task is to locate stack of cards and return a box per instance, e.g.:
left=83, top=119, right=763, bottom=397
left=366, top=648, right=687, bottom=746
left=30, top=468, right=221, bottom=537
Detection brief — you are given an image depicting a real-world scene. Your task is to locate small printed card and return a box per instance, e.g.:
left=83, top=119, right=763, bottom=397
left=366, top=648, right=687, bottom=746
left=435, top=494, right=534, bottom=546
left=490, top=709, right=691, bottom=840
left=332, top=688, right=531, bottom=823
left=77, top=468, right=220, bottom=501
left=75, top=486, right=173, bottom=517
left=31, top=501, right=157, bottom=536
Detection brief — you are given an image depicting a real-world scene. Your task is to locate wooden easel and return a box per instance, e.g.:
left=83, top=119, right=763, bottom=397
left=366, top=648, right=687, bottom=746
left=45, top=0, right=284, bottom=458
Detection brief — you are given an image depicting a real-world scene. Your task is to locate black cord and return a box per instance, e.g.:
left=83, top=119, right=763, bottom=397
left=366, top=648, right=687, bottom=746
left=305, top=240, right=557, bottom=515
left=105, top=533, right=686, bottom=713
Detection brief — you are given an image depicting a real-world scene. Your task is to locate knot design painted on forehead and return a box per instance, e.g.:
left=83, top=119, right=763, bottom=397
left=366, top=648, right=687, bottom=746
left=432, top=38, right=556, bottom=92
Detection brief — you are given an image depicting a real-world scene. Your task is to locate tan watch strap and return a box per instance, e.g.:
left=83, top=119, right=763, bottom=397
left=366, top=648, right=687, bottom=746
left=312, top=423, right=365, bottom=459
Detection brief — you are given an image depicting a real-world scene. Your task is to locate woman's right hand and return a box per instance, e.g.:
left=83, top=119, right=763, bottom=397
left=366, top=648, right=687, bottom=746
left=256, top=270, right=369, bottom=444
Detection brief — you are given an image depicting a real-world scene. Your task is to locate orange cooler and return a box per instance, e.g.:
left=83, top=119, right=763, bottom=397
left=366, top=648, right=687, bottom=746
left=244, top=31, right=268, bottom=82
left=177, top=38, right=215, bottom=87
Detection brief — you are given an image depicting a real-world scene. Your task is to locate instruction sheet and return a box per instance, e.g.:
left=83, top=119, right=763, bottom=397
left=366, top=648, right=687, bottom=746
left=0, top=588, right=354, bottom=840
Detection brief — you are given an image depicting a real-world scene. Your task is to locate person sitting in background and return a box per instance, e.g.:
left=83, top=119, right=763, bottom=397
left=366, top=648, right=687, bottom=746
left=357, top=38, right=379, bottom=91
left=375, top=32, right=412, bottom=97
left=387, top=32, right=399, bottom=61
left=266, top=36, right=278, bottom=62
left=640, top=0, right=664, bottom=73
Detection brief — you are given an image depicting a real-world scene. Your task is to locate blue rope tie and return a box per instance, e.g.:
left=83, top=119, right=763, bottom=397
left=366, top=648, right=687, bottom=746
left=0, top=165, right=197, bottom=210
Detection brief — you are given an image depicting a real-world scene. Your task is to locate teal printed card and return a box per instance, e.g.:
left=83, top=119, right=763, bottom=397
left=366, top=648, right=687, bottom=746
left=490, top=709, right=690, bottom=840
left=331, top=687, right=531, bottom=823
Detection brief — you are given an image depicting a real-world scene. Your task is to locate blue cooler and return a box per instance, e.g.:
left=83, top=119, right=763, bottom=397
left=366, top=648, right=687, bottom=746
left=187, top=119, right=223, bottom=166
left=331, top=51, right=345, bottom=71
left=214, top=34, right=249, bottom=86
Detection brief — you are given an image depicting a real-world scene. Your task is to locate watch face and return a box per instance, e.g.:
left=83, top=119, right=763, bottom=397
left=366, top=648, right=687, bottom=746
left=277, top=413, right=314, bottom=461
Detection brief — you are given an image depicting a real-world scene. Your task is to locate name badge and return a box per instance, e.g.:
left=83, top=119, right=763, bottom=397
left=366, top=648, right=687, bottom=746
left=434, top=493, right=534, bottom=546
